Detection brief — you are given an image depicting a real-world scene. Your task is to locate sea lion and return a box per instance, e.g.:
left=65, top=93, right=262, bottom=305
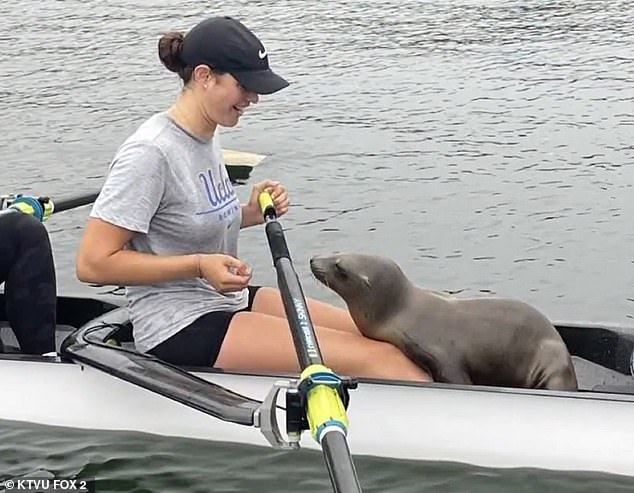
left=309, top=253, right=578, bottom=391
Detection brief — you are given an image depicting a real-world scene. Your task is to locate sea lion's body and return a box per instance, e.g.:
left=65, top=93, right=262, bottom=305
left=310, top=253, right=578, bottom=391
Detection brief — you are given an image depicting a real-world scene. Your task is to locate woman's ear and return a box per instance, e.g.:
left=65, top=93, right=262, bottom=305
left=192, top=64, right=213, bottom=86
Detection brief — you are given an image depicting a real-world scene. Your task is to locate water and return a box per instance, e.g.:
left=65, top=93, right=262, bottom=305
left=1, top=0, right=633, bottom=490
left=1, top=420, right=634, bottom=492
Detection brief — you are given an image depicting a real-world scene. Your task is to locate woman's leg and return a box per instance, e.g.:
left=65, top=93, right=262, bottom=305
left=0, top=212, right=56, bottom=354
left=250, top=286, right=360, bottom=335
left=215, top=310, right=432, bottom=382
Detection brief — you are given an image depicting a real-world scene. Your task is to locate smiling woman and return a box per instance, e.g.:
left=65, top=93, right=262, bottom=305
left=158, top=16, right=289, bottom=133
left=74, top=15, right=431, bottom=383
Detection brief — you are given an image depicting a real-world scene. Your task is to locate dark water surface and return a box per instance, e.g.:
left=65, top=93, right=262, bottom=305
left=2, top=0, right=633, bottom=490
left=1, top=420, right=634, bottom=492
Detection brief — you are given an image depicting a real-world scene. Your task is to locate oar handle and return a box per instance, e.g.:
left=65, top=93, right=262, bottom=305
left=258, top=191, right=276, bottom=220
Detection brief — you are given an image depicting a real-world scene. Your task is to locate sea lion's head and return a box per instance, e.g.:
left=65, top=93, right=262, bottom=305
left=309, top=253, right=412, bottom=335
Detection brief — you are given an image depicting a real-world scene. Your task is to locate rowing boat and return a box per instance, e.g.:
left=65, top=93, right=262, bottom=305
left=2, top=289, right=633, bottom=478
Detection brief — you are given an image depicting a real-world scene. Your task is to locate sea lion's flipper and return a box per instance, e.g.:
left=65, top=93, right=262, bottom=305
left=531, top=340, right=578, bottom=391
left=398, top=332, right=472, bottom=385
left=541, top=370, right=578, bottom=391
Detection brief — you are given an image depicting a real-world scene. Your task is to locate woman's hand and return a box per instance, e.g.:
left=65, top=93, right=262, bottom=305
left=241, top=179, right=290, bottom=228
left=197, top=254, right=252, bottom=292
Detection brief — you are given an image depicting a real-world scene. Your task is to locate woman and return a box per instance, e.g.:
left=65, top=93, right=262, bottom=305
left=76, top=16, right=430, bottom=382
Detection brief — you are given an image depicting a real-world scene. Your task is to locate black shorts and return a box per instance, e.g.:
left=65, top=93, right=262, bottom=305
left=148, top=286, right=260, bottom=367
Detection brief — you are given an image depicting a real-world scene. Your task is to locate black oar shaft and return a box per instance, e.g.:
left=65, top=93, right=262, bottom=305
left=322, top=433, right=362, bottom=493
left=265, top=221, right=323, bottom=367
left=51, top=192, right=100, bottom=213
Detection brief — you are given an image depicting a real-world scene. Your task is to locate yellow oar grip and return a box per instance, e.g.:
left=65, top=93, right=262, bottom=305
left=258, top=192, right=275, bottom=217
left=301, top=364, right=350, bottom=443
left=42, top=198, right=54, bottom=220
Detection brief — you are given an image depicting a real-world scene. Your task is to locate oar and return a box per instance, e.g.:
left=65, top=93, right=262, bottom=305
left=258, top=192, right=363, bottom=493
left=0, top=191, right=99, bottom=220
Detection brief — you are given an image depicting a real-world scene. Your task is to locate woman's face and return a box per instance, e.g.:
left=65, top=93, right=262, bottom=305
left=196, top=66, right=259, bottom=128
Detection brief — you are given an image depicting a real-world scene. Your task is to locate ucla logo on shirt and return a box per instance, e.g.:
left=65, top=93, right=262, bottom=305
left=196, top=168, right=240, bottom=221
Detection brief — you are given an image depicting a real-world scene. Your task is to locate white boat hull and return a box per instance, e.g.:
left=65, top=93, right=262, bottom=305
left=2, top=358, right=633, bottom=478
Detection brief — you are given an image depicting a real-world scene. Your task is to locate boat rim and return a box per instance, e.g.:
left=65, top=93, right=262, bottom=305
left=3, top=347, right=634, bottom=404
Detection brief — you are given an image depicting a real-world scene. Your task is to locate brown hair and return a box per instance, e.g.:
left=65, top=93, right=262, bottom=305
left=158, top=32, right=194, bottom=83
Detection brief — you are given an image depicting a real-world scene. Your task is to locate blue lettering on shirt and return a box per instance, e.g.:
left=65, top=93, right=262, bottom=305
left=196, top=169, right=239, bottom=222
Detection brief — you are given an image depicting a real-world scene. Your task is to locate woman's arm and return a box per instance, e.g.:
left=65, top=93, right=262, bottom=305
left=76, top=217, right=200, bottom=285
left=76, top=217, right=252, bottom=291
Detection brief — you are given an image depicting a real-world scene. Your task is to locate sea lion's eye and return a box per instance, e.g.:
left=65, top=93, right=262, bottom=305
left=334, top=261, right=348, bottom=278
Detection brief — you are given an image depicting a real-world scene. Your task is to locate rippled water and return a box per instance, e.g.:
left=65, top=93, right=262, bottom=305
left=2, top=0, right=634, bottom=490
left=2, top=420, right=634, bottom=493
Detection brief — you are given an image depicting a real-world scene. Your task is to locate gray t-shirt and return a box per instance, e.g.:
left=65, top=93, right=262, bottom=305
left=90, top=112, right=247, bottom=352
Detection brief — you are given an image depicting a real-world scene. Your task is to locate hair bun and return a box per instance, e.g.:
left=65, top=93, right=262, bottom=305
left=158, top=32, right=185, bottom=73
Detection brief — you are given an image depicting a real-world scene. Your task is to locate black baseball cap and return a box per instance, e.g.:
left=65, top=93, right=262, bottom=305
left=181, top=16, right=289, bottom=95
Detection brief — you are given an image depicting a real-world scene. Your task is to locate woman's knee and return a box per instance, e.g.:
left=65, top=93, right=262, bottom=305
left=11, top=212, right=50, bottom=246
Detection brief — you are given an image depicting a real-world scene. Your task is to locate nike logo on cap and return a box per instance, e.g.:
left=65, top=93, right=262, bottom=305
left=258, top=49, right=267, bottom=59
